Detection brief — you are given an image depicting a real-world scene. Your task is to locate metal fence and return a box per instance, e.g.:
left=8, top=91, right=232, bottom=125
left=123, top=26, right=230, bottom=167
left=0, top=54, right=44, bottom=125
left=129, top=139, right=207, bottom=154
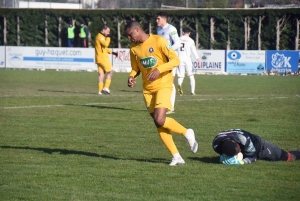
left=0, top=0, right=299, bottom=9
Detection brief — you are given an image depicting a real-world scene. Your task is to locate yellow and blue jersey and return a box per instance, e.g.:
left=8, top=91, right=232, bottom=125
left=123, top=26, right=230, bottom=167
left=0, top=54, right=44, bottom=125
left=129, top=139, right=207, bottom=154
left=129, top=34, right=180, bottom=93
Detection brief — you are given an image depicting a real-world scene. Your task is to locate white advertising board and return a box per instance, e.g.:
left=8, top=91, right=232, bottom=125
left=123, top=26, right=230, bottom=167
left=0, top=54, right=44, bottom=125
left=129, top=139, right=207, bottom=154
left=226, top=50, right=266, bottom=74
left=192, top=50, right=226, bottom=74
left=112, top=48, right=132, bottom=72
left=19, top=1, right=82, bottom=9
left=5, top=46, right=97, bottom=71
left=0, top=46, right=5, bottom=68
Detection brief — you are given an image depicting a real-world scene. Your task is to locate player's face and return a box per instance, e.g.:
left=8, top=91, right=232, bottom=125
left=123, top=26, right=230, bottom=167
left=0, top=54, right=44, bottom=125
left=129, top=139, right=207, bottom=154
left=102, top=28, right=110, bottom=37
left=126, top=27, right=139, bottom=43
left=156, top=16, right=166, bottom=27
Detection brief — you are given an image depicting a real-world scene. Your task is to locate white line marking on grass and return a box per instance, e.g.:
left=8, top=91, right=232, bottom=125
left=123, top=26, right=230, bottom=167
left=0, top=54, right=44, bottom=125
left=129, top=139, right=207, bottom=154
left=1, top=96, right=296, bottom=110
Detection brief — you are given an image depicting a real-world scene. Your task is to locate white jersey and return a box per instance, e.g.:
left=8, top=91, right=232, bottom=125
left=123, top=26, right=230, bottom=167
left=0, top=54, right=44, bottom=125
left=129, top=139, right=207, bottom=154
left=178, top=35, right=199, bottom=61
left=157, top=23, right=181, bottom=51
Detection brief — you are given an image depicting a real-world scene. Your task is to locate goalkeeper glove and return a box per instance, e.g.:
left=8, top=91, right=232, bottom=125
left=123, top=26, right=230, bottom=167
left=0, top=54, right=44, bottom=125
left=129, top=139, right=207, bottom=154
left=220, top=154, right=245, bottom=165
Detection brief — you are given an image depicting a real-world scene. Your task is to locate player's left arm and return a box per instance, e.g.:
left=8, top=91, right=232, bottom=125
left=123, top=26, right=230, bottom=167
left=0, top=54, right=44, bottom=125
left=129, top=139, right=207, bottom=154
left=190, top=40, right=200, bottom=66
left=169, top=27, right=181, bottom=51
left=106, top=48, right=113, bottom=54
left=156, top=38, right=180, bottom=73
left=84, top=27, right=89, bottom=38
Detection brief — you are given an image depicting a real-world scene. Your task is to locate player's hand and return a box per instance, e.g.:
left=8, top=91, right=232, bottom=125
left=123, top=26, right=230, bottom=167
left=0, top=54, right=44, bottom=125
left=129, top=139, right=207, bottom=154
left=220, top=154, right=244, bottom=165
left=128, top=76, right=136, bottom=88
left=112, top=52, right=118, bottom=57
left=197, top=61, right=201, bottom=67
left=147, top=69, right=160, bottom=82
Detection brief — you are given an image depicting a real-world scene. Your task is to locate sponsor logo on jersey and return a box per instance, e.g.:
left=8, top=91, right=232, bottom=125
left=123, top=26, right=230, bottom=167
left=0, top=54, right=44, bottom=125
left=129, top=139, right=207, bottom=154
left=170, top=31, right=177, bottom=35
left=149, top=47, right=154, bottom=53
left=140, top=56, right=157, bottom=68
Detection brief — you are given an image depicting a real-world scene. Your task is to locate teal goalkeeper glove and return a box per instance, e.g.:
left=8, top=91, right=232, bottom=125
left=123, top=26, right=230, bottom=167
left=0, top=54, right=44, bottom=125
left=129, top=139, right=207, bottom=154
left=220, top=154, right=245, bottom=165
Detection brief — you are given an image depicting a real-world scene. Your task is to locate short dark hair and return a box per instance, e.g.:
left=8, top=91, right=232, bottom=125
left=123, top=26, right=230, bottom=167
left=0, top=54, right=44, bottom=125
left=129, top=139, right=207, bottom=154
left=157, top=12, right=168, bottom=20
left=101, top=24, right=109, bottom=31
left=182, top=27, right=191, bottom=33
left=124, top=21, right=142, bottom=31
left=221, top=140, right=239, bottom=156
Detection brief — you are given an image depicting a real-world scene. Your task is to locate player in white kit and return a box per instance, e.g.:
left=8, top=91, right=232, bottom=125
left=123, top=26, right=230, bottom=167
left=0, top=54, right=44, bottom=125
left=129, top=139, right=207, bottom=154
left=177, top=27, right=200, bottom=96
left=156, top=12, right=181, bottom=114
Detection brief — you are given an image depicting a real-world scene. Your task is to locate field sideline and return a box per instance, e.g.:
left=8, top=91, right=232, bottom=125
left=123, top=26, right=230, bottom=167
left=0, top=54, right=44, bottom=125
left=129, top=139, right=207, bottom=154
left=0, top=69, right=299, bottom=201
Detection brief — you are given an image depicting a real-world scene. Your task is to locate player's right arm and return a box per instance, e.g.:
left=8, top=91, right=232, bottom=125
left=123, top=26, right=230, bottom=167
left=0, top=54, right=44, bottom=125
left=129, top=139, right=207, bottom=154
left=100, top=35, right=111, bottom=48
left=128, top=49, right=140, bottom=88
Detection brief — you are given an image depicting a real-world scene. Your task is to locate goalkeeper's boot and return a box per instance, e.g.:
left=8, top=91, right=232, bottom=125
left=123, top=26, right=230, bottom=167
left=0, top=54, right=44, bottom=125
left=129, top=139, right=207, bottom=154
left=169, top=156, right=185, bottom=166
left=178, top=85, right=183, bottom=96
left=102, top=88, right=111, bottom=95
left=185, top=129, right=198, bottom=153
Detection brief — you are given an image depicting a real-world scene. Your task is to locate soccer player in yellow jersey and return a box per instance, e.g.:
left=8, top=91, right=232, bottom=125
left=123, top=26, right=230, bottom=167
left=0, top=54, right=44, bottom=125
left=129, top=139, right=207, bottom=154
left=125, top=21, right=199, bottom=166
left=95, top=25, right=118, bottom=95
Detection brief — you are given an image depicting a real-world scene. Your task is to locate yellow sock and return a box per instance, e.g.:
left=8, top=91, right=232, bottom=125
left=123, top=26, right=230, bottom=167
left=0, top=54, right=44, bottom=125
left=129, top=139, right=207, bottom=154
left=157, top=127, right=178, bottom=155
left=163, top=117, right=187, bottom=135
left=104, top=79, right=111, bottom=89
left=98, top=82, right=103, bottom=92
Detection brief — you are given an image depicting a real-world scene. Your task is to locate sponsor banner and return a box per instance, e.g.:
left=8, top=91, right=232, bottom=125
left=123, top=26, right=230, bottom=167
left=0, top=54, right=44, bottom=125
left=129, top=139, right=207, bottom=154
left=5, top=46, right=97, bottom=71
left=112, top=48, right=131, bottom=72
left=266, top=51, right=298, bottom=73
left=226, top=50, right=265, bottom=74
left=192, top=50, right=225, bottom=74
left=0, top=46, right=5, bottom=68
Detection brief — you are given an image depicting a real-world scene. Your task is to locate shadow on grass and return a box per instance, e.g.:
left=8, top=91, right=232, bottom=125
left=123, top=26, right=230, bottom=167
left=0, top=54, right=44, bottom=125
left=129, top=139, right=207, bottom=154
left=0, top=146, right=169, bottom=164
left=64, top=103, right=137, bottom=111
left=188, top=156, right=220, bottom=164
left=38, top=89, right=95, bottom=95
left=120, top=89, right=142, bottom=93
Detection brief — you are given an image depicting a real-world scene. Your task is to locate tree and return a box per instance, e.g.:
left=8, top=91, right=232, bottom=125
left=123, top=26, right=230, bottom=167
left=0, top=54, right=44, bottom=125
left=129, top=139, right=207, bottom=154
left=295, top=18, right=299, bottom=50
left=210, top=17, right=215, bottom=49
left=276, top=15, right=289, bottom=50
left=243, top=16, right=251, bottom=50
left=258, top=15, right=265, bottom=50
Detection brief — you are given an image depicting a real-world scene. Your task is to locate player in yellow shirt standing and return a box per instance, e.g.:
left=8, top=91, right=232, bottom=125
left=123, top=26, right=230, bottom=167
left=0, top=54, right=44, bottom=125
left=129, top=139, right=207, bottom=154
left=95, top=25, right=118, bottom=94
left=125, top=21, right=198, bottom=166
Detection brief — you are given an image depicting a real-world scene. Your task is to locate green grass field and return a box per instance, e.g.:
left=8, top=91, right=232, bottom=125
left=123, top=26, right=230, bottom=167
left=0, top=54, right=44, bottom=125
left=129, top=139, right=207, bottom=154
left=0, top=69, right=299, bottom=201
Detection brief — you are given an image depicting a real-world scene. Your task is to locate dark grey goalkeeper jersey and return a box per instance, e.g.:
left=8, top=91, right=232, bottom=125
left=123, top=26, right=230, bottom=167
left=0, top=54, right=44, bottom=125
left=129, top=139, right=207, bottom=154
left=212, top=129, right=262, bottom=163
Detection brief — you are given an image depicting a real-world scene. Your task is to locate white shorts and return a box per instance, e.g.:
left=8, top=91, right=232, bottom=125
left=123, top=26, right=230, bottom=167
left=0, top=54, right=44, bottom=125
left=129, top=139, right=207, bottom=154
left=177, top=59, right=194, bottom=78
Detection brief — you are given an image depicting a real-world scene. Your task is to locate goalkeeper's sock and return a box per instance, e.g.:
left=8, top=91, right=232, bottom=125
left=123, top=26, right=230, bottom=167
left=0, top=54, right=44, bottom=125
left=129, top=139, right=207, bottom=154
left=98, top=82, right=103, bottom=93
left=104, top=79, right=111, bottom=89
left=290, top=151, right=300, bottom=160
left=157, top=127, right=178, bottom=155
left=163, top=117, right=187, bottom=135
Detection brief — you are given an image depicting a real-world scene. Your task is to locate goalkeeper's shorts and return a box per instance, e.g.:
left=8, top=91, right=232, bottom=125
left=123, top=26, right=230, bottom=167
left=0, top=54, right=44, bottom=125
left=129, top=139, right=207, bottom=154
left=257, top=137, right=288, bottom=161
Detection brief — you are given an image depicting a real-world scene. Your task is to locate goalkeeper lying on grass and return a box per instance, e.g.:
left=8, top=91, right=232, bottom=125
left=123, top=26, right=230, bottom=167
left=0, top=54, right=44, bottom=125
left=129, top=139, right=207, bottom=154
left=212, top=129, right=300, bottom=165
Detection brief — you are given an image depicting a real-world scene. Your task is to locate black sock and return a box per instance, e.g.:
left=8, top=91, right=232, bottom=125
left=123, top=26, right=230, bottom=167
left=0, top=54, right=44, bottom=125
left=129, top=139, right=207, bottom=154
left=290, top=151, right=300, bottom=160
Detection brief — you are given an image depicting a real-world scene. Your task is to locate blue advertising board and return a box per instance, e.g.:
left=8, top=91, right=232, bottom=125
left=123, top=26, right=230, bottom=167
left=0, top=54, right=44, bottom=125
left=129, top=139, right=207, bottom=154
left=226, top=50, right=265, bottom=74
left=266, top=51, right=298, bottom=73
